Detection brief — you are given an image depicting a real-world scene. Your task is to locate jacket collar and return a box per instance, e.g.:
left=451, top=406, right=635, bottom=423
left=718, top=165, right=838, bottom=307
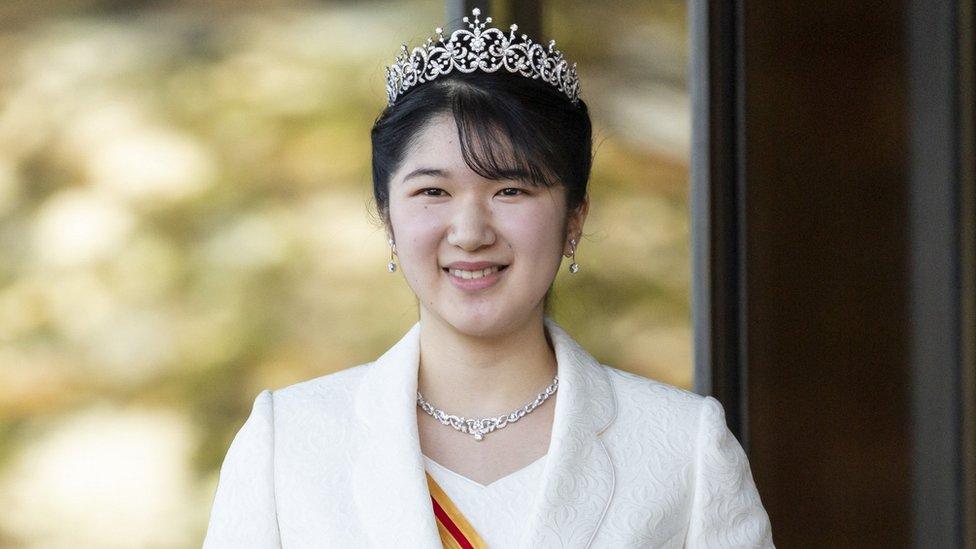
left=349, top=315, right=617, bottom=548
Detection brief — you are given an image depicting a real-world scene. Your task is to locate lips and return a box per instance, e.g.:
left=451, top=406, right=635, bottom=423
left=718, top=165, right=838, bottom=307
left=443, top=261, right=509, bottom=270
left=442, top=264, right=509, bottom=290
left=441, top=265, right=508, bottom=280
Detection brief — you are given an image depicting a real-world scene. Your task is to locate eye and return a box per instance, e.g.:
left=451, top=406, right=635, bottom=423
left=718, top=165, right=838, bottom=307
left=418, top=188, right=446, bottom=197
left=498, top=187, right=527, bottom=197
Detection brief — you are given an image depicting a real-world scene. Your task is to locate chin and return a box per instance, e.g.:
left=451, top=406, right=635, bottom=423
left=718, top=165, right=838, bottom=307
left=438, top=304, right=541, bottom=339
left=445, top=310, right=506, bottom=336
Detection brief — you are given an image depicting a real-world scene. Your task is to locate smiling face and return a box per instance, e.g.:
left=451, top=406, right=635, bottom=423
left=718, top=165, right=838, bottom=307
left=386, top=113, right=587, bottom=338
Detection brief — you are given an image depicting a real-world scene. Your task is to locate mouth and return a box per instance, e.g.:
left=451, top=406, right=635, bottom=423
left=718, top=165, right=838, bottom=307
left=442, top=264, right=509, bottom=290
left=442, top=265, right=509, bottom=278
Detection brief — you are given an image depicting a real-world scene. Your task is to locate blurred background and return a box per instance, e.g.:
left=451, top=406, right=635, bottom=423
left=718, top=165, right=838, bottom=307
left=0, top=0, right=689, bottom=546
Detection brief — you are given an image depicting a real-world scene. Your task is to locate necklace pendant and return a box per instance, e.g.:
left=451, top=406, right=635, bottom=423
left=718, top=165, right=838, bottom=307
left=470, top=422, right=488, bottom=441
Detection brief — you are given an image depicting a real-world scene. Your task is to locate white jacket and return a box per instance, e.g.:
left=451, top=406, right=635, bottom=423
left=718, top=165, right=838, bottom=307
left=203, top=316, right=774, bottom=548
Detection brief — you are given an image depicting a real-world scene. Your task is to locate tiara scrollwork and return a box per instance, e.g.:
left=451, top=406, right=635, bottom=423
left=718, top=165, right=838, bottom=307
left=384, top=7, right=581, bottom=107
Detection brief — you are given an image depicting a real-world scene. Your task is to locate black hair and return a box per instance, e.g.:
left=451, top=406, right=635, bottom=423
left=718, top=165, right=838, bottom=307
left=370, top=70, right=593, bottom=315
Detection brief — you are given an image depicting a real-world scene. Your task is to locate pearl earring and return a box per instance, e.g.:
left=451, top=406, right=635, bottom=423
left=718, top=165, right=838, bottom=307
left=568, top=238, right=579, bottom=273
left=387, top=238, right=397, bottom=272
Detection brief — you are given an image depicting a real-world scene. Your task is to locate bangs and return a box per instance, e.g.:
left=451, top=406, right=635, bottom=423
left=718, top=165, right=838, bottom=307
left=450, top=89, right=560, bottom=189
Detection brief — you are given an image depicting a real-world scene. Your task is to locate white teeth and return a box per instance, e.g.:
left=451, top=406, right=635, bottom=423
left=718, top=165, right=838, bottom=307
left=450, top=265, right=501, bottom=279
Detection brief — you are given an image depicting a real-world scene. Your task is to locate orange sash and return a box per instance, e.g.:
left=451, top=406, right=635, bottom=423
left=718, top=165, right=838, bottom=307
left=426, top=471, right=489, bottom=549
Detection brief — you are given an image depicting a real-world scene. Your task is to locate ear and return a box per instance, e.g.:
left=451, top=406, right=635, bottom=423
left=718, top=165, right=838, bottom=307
left=384, top=219, right=397, bottom=255
left=381, top=208, right=392, bottom=239
left=564, top=193, right=589, bottom=256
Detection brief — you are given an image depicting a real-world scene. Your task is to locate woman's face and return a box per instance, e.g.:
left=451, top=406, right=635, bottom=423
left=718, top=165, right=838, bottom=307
left=387, top=114, right=586, bottom=338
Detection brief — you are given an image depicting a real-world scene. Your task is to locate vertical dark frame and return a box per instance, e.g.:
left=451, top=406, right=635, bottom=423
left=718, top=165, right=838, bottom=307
left=689, top=0, right=747, bottom=443
left=509, top=1, right=542, bottom=44
left=907, top=0, right=976, bottom=546
left=692, top=0, right=976, bottom=545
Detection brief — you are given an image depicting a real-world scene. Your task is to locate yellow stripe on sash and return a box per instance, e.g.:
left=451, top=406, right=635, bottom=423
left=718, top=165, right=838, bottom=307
left=426, top=471, right=489, bottom=549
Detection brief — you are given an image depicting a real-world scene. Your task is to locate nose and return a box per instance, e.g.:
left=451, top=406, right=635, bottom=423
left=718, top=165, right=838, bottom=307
left=446, top=194, right=496, bottom=251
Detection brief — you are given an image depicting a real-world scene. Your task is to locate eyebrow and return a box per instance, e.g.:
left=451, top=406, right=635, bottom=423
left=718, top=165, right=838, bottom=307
left=400, top=166, right=535, bottom=185
left=401, top=167, right=449, bottom=184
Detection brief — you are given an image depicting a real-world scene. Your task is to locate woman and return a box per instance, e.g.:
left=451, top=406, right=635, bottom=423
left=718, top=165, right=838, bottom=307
left=203, top=8, right=774, bottom=548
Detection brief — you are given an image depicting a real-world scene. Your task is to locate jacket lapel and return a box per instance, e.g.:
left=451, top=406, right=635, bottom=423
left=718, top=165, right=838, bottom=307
left=517, top=316, right=616, bottom=548
left=349, top=316, right=616, bottom=548
left=349, top=320, right=443, bottom=547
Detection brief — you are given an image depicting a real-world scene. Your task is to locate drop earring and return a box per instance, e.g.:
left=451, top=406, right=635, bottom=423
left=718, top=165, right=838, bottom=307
left=568, top=238, right=579, bottom=273
left=387, top=238, right=397, bottom=272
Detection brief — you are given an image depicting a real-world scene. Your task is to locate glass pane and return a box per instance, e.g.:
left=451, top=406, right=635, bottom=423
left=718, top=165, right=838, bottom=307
left=544, top=0, right=692, bottom=389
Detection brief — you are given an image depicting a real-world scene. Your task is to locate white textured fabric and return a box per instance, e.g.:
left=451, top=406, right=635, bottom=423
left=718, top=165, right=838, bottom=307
left=203, top=315, right=775, bottom=548
left=423, top=452, right=547, bottom=548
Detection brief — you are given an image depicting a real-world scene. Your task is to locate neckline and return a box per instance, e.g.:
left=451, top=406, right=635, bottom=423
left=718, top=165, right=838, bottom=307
left=422, top=452, right=548, bottom=490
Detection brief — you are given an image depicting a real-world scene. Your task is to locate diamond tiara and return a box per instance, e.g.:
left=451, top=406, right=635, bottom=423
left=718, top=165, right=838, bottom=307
left=384, top=7, right=581, bottom=108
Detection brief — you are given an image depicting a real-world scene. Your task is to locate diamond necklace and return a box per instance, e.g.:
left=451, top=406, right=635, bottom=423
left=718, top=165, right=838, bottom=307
left=416, top=375, right=559, bottom=441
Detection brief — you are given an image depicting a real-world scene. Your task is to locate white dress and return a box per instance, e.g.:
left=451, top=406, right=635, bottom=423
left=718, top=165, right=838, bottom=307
left=423, top=453, right=548, bottom=548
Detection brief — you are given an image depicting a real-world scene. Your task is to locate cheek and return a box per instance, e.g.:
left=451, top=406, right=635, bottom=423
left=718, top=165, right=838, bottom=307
left=504, top=207, right=564, bottom=251
left=390, top=203, right=442, bottom=260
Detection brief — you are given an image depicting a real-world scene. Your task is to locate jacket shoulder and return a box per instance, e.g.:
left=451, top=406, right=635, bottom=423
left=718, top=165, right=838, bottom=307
left=601, top=364, right=706, bottom=429
left=269, top=362, right=373, bottom=416
left=603, top=364, right=703, bottom=403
